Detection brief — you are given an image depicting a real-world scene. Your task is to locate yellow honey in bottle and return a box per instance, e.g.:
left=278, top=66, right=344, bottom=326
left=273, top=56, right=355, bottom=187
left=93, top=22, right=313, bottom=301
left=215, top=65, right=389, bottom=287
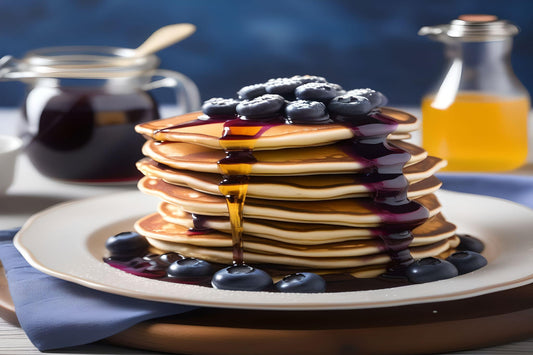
left=422, top=92, right=529, bottom=171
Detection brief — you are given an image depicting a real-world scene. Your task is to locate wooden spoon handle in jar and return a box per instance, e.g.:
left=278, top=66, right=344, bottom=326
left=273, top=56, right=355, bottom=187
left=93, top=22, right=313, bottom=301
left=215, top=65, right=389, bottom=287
left=134, top=23, right=196, bottom=57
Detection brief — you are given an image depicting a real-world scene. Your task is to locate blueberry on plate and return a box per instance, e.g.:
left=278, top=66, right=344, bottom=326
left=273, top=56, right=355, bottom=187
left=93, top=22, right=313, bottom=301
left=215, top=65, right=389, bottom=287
left=144, top=252, right=184, bottom=268
left=159, top=252, right=184, bottom=265
left=211, top=264, right=273, bottom=291
left=142, top=253, right=169, bottom=268
left=237, top=83, right=267, bottom=100
left=290, top=75, right=327, bottom=84
left=285, top=100, right=330, bottom=123
left=456, top=234, right=485, bottom=253
left=105, top=231, right=149, bottom=259
left=202, top=97, right=240, bottom=116
left=106, top=257, right=166, bottom=278
left=236, top=94, right=285, bottom=117
left=265, top=77, right=303, bottom=99
left=446, top=251, right=487, bottom=275
left=406, top=257, right=459, bottom=284
left=295, top=82, right=341, bottom=102
left=167, top=258, right=213, bottom=280
left=275, top=272, right=326, bottom=293
left=328, top=93, right=373, bottom=116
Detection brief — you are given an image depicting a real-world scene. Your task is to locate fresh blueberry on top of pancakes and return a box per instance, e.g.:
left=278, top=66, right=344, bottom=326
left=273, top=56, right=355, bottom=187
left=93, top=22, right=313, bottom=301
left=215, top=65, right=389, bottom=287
left=328, top=93, right=373, bottom=116
left=346, top=88, right=388, bottom=107
left=264, top=77, right=303, bottom=99
left=202, top=97, right=241, bottom=117
left=290, top=74, right=327, bottom=84
left=236, top=94, right=286, bottom=118
left=237, top=83, right=268, bottom=100
left=285, top=100, right=331, bottom=124
left=295, top=82, right=342, bottom=102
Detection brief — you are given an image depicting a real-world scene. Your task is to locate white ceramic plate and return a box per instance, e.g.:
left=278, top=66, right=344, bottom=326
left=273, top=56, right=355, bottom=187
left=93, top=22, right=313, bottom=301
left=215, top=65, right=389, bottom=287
left=14, top=190, right=533, bottom=310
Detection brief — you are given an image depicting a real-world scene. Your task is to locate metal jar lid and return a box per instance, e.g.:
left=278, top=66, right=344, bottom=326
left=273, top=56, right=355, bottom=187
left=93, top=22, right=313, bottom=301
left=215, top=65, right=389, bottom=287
left=419, top=14, right=519, bottom=41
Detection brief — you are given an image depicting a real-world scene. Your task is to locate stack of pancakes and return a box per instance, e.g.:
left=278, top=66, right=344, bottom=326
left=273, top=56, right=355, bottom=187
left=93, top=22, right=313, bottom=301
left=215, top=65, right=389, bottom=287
left=134, top=108, right=458, bottom=278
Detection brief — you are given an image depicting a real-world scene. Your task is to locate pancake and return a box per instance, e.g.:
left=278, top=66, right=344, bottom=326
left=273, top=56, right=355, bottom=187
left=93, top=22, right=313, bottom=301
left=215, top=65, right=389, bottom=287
left=136, top=211, right=456, bottom=247
left=137, top=158, right=443, bottom=200
left=138, top=177, right=441, bottom=227
left=142, top=233, right=460, bottom=270
left=142, top=139, right=428, bottom=176
left=135, top=108, right=419, bottom=151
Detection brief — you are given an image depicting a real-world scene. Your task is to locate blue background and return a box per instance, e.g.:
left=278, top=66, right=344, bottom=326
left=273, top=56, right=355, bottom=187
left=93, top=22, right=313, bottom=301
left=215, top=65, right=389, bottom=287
left=0, top=0, right=531, bottom=108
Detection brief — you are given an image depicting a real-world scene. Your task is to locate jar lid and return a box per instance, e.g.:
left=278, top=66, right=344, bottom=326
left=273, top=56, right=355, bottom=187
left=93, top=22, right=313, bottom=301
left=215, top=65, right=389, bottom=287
left=419, top=15, right=519, bottom=41
left=1, top=46, right=160, bottom=80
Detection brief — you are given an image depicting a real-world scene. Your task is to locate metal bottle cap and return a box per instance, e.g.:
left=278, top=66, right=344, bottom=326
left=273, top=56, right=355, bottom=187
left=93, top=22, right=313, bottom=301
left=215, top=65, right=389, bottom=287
left=419, top=14, right=519, bottom=41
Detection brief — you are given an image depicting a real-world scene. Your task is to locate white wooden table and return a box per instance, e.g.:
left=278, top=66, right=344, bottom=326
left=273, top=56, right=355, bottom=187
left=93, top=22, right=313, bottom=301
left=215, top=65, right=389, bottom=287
left=0, top=108, right=532, bottom=354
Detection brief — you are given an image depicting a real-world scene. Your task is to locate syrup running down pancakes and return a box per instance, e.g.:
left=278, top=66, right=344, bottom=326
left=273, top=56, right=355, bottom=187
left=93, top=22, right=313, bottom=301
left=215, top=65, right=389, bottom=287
left=126, top=75, right=478, bottom=290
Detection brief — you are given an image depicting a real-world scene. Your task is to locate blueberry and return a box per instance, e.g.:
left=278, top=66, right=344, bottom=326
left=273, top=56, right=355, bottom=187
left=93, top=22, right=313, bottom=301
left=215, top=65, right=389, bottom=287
left=295, top=82, right=341, bottom=102
left=202, top=97, right=240, bottom=116
left=142, top=253, right=169, bottom=268
left=167, top=258, right=213, bottom=280
left=265, top=77, right=303, bottom=99
left=159, top=252, right=184, bottom=265
left=211, top=264, right=273, bottom=291
left=236, top=94, right=285, bottom=117
left=105, top=231, right=149, bottom=258
left=406, top=257, right=459, bottom=284
left=346, top=88, right=388, bottom=107
left=275, top=272, right=326, bottom=293
left=290, top=75, right=327, bottom=84
left=327, top=93, right=373, bottom=116
left=328, top=83, right=346, bottom=94
left=285, top=100, right=329, bottom=123
left=237, top=83, right=267, bottom=100
left=456, top=234, right=485, bottom=253
left=446, top=251, right=487, bottom=275
left=143, top=252, right=184, bottom=268
left=105, top=257, right=166, bottom=278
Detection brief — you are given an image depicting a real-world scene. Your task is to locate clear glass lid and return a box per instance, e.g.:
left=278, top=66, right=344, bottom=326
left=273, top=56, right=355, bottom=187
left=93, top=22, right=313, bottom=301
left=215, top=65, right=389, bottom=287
left=1, top=46, right=160, bottom=79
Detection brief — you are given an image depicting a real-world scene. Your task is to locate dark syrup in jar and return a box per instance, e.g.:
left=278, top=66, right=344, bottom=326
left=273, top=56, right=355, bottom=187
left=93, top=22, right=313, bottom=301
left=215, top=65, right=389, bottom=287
left=21, top=86, right=159, bottom=181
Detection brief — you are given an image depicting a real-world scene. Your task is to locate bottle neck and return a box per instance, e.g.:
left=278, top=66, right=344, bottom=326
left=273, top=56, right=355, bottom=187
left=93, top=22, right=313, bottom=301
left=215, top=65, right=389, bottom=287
left=445, top=38, right=513, bottom=67
left=437, top=37, right=528, bottom=96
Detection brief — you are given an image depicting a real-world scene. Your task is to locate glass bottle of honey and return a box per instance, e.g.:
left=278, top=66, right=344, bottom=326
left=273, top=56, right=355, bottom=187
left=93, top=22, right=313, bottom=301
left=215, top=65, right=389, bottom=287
left=419, top=15, right=530, bottom=172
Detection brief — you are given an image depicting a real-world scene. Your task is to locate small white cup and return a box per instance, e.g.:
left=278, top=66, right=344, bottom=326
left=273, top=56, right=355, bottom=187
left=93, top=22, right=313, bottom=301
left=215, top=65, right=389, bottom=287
left=0, top=135, right=23, bottom=194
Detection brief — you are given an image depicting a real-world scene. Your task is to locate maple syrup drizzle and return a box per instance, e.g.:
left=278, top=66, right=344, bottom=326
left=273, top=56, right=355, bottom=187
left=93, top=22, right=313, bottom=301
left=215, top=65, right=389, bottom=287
left=216, top=118, right=266, bottom=265
left=154, top=110, right=427, bottom=275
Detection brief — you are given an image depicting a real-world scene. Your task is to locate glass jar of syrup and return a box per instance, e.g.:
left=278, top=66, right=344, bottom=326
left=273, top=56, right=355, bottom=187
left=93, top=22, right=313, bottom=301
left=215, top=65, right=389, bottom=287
left=419, top=15, right=530, bottom=172
left=0, top=46, right=200, bottom=182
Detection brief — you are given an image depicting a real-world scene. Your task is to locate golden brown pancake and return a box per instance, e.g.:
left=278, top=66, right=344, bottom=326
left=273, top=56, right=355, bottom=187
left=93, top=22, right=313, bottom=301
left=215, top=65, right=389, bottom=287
left=138, top=177, right=441, bottom=227
left=137, top=158, right=442, bottom=200
left=142, top=139, right=428, bottom=176
left=135, top=108, right=419, bottom=151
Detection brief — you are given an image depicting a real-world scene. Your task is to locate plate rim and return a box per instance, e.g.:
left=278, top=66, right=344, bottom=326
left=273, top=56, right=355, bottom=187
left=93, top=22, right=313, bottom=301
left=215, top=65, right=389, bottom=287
left=13, top=189, right=533, bottom=310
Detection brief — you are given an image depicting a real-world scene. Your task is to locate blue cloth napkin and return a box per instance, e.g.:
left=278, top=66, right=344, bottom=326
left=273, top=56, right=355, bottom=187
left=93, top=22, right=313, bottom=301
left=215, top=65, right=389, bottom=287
left=0, top=228, right=197, bottom=351
left=438, top=173, right=533, bottom=209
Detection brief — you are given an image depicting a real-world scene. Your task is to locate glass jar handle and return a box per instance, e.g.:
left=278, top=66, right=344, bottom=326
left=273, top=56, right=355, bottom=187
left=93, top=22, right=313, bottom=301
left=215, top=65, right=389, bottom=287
left=143, top=69, right=201, bottom=115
